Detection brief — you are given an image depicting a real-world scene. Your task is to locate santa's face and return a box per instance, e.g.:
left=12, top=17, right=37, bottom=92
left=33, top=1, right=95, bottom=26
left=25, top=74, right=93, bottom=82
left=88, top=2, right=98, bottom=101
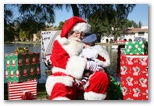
left=66, top=35, right=84, bottom=56
left=72, top=31, right=85, bottom=40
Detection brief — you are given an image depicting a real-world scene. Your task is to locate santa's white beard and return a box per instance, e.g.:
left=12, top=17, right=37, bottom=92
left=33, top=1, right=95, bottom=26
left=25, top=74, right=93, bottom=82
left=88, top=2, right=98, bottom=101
left=63, top=36, right=84, bottom=56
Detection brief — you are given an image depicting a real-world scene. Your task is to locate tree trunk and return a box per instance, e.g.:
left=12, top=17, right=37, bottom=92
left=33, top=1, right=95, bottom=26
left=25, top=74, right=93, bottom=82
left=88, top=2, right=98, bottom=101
left=71, top=4, right=79, bottom=16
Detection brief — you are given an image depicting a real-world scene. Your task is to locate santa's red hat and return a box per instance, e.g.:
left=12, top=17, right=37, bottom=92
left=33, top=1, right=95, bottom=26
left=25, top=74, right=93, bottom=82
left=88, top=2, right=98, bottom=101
left=60, top=16, right=91, bottom=38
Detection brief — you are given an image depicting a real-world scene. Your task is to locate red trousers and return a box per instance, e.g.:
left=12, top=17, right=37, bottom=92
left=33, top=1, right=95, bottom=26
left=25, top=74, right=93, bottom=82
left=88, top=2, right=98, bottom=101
left=84, top=70, right=109, bottom=100
left=50, top=83, right=77, bottom=100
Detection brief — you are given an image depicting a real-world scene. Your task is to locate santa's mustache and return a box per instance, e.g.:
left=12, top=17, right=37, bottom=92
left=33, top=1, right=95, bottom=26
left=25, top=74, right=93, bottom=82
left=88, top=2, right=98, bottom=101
left=68, top=36, right=82, bottom=43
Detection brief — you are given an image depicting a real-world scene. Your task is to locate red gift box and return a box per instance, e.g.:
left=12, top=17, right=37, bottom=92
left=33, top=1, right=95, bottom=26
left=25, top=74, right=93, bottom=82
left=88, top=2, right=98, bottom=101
left=120, top=54, right=148, bottom=100
left=8, top=80, right=37, bottom=100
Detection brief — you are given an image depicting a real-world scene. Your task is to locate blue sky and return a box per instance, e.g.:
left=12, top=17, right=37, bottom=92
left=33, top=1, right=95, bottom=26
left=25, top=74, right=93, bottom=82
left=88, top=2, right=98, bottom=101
left=53, top=4, right=148, bottom=26
left=127, top=4, right=148, bottom=26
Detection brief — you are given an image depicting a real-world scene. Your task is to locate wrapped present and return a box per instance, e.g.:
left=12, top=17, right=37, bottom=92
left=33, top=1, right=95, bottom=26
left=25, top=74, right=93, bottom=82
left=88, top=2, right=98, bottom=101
left=8, top=80, right=37, bottom=100
left=120, top=54, right=148, bottom=100
left=125, top=41, right=148, bottom=55
left=108, top=76, right=123, bottom=100
left=5, top=52, right=40, bottom=82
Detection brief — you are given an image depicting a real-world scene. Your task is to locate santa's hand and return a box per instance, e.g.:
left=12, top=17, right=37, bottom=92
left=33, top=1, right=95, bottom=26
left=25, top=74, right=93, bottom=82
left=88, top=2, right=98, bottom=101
left=86, top=61, right=100, bottom=72
left=44, top=59, right=52, bottom=70
left=74, top=79, right=81, bottom=87
left=44, top=59, right=51, bottom=66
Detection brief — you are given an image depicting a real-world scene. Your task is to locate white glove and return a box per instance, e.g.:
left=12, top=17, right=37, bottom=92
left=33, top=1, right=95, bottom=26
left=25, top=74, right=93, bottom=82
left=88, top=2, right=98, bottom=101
left=86, top=61, right=100, bottom=72
left=44, top=55, right=52, bottom=66
left=44, top=59, right=52, bottom=70
left=44, top=59, right=52, bottom=66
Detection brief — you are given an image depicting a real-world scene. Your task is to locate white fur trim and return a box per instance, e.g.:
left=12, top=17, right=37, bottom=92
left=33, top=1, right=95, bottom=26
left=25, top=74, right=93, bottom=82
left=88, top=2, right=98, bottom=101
left=94, top=59, right=105, bottom=67
left=66, top=56, right=87, bottom=79
left=52, top=64, right=86, bottom=80
left=56, top=36, right=69, bottom=45
left=55, top=37, right=87, bottom=79
left=84, top=91, right=107, bottom=100
left=52, top=67, right=67, bottom=74
left=62, top=36, right=84, bottom=56
left=52, top=97, right=70, bottom=100
left=72, top=23, right=91, bottom=34
left=53, top=35, right=87, bottom=79
left=93, top=45, right=110, bottom=67
left=45, top=75, right=74, bottom=96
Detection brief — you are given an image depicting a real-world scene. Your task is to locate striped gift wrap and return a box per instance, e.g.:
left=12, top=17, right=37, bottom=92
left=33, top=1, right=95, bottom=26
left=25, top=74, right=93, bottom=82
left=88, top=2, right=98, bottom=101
left=8, top=80, right=37, bottom=100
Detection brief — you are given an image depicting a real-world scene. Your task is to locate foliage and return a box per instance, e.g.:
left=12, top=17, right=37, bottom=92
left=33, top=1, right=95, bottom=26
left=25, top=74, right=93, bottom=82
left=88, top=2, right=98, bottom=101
left=4, top=4, right=54, bottom=42
left=4, top=4, right=140, bottom=42
left=87, top=4, right=137, bottom=41
left=19, top=29, right=28, bottom=41
left=4, top=5, right=15, bottom=42
left=138, top=21, right=142, bottom=28
left=4, top=23, right=15, bottom=42
left=57, top=21, right=66, bottom=30
left=16, top=4, right=55, bottom=24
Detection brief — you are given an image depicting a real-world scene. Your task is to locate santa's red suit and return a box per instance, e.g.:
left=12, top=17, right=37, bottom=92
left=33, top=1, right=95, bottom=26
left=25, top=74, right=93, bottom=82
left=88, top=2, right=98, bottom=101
left=45, top=16, right=91, bottom=100
left=45, top=16, right=110, bottom=100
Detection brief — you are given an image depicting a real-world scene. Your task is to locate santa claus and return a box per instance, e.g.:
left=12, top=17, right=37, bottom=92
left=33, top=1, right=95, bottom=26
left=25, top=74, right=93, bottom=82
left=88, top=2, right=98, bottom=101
left=45, top=16, right=110, bottom=100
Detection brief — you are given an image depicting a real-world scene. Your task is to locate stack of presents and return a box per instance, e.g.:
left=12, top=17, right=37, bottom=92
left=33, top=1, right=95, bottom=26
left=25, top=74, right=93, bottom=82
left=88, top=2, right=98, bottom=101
left=120, top=41, right=148, bottom=100
left=5, top=48, right=40, bottom=100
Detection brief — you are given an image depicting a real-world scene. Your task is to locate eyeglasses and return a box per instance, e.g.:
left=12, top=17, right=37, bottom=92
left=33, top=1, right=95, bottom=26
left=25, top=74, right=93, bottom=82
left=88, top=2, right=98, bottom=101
left=74, top=31, right=85, bottom=36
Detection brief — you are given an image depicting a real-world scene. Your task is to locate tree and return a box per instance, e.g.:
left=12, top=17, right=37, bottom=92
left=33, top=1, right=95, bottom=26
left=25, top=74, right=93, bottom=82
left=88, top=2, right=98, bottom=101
left=4, top=4, right=55, bottom=42
left=57, top=21, right=66, bottom=30
left=4, top=4, right=136, bottom=42
left=19, top=29, right=27, bottom=41
left=5, top=4, right=136, bottom=26
left=87, top=4, right=136, bottom=41
left=138, top=21, right=142, bottom=28
left=4, top=23, right=15, bottom=42
left=4, top=5, right=15, bottom=42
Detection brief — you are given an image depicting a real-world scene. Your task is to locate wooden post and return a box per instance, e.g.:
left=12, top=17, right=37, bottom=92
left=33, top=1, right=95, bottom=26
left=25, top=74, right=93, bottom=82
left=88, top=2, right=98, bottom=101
left=44, top=69, right=52, bottom=99
left=116, top=44, right=125, bottom=76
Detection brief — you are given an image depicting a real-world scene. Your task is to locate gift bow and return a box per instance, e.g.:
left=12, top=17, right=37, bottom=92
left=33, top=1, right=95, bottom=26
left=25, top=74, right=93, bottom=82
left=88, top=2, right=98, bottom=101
left=14, top=47, right=29, bottom=53
left=21, top=91, right=34, bottom=100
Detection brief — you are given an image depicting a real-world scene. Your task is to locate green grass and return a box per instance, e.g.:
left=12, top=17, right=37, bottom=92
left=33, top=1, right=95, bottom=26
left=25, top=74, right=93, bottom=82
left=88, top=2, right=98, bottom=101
left=36, top=83, right=47, bottom=100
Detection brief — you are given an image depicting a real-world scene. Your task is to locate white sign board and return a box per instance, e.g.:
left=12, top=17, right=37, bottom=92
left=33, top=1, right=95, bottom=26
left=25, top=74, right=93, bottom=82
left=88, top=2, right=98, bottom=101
left=41, top=30, right=61, bottom=62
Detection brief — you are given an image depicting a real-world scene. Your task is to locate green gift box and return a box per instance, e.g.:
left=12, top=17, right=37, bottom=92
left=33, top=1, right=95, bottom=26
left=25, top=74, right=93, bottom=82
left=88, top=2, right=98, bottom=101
left=125, top=41, right=148, bottom=55
left=5, top=52, right=41, bottom=82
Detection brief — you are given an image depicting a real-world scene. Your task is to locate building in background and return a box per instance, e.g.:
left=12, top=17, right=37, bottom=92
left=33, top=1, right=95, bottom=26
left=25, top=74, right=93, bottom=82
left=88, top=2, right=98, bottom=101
left=101, top=26, right=148, bottom=43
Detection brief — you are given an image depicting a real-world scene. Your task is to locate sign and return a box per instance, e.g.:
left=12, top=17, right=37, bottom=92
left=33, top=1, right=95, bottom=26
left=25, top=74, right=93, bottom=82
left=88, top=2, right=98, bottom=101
left=41, top=31, right=61, bottom=62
